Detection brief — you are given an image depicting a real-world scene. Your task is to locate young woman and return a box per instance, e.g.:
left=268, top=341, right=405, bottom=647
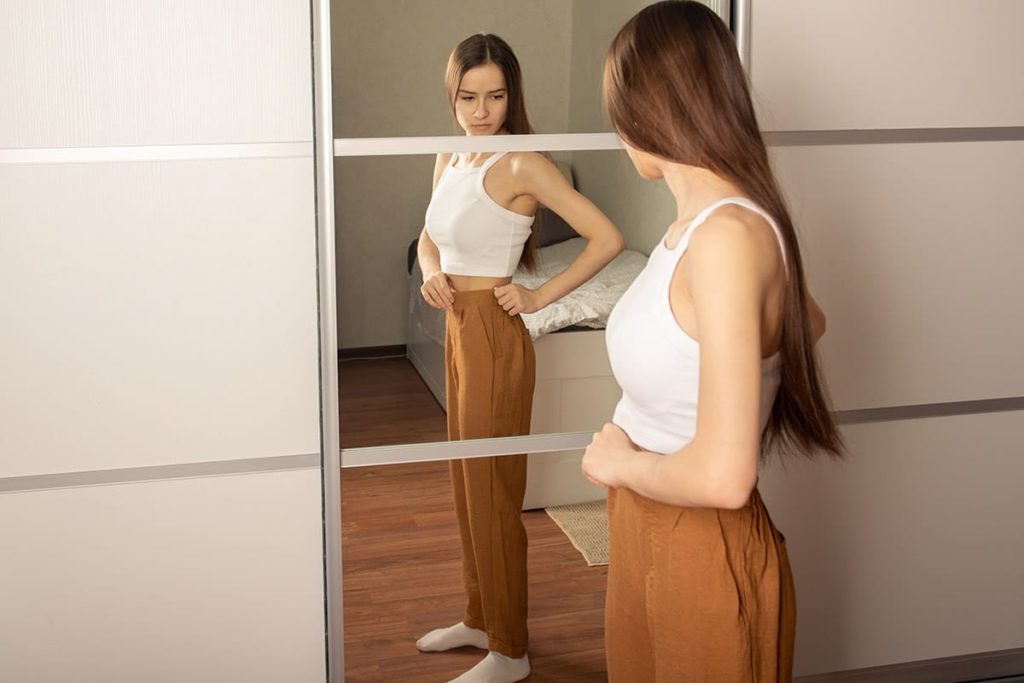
left=581, top=3, right=843, bottom=681
left=416, top=33, right=624, bottom=683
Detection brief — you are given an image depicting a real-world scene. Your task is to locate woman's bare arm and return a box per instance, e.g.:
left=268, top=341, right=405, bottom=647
left=508, top=153, right=625, bottom=309
left=418, top=154, right=454, bottom=310
left=583, top=215, right=778, bottom=509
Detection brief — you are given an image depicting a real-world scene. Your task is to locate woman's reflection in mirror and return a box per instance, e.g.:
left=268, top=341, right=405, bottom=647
left=414, top=32, right=624, bottom=683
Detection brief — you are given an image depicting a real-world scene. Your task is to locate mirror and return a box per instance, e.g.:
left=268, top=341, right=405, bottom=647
left=332, top=0, right=732, bottom=453
left=331, top=0, right=729, bottom=139
left=333, top=3, right=731, bottom=680
left=335, top=150, right=677, bottom=450
left=336, top=146, right=679, bottom=679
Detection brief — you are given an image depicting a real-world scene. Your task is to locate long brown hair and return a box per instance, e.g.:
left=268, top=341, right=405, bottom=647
left=604, top=1, right=843, bottom=459
left=445, top=33, right=539, bottom=271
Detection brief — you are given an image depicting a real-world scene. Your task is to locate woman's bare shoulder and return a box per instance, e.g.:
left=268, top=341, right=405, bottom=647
left=505, top=151, right=551, bottom=172
left=504, top=152, right=566, bottom=192
left=689, top=205, right=783, bottom=277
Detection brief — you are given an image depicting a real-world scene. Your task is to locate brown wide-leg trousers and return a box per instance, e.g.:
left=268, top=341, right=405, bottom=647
left=605, top=486, right=796, bottom=682
left=444, top=289, right=535, bottom=658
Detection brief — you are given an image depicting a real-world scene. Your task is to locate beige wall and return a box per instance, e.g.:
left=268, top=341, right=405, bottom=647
left=0, top=0, right=313, bottom=148
left=0, top=470, right=326, bottom=683
left=754, top=1, right=1024, bottom=678
left=1, top=159, right=321, bottom=475
left=751, top=0, right=1024, bottom=131
left=0, top=1, right=326, bottom=681
left=775, top=140, right=1024, bottom=411
left=760, top=410, right=1024, bottom=676
left=332, top=0, right=573, bottom=349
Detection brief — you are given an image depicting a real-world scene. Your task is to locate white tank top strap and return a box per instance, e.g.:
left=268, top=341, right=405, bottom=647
left=436, top=152, right=459, bottom=182
left=476, top=151, right=508, bottom=192
left=480, top=150, right=508, bottom=173
left=669, top=196, right=788, bottom=270
left=668, top=198, right=739, bottom=254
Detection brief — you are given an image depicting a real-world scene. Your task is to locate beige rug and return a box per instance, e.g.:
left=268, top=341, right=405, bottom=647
left=544, top=499, right=609, bottom=567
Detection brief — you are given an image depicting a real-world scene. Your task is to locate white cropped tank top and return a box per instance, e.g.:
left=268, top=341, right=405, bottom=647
left=425, top=151, right=535, bottom=277
left=605, top=197, right=788, bottom=455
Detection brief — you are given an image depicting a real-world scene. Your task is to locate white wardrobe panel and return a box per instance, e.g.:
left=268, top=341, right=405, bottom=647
left=751, top=0, right=1024, bottom=131
left=772, top=141, right=1024, bottom=410
left=0, top=159, right=320, bottom=477
left=0, top=0, right=312, bottom=148
left=758, top=410, right=1024, bottom=676
left=0, top=469, right=326, bottom=683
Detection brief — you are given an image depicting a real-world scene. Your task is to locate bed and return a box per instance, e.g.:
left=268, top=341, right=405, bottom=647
left=407, top=226, right=648, bottom=509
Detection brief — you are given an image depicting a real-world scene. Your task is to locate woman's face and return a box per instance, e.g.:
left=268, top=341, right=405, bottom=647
left=454, top=62, right=508, bottom=136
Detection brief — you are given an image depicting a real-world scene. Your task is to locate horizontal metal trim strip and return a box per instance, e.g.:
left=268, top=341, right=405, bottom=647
left=834, top=396, right=1024, bottom=425
left=342, top=397, right=1024, bottom=467
left=4, top=398, right=1018, bottom=489
left=4, top=129, right=1015, bottom=164
left=0, top=453, right=320, bottom=494
left=795, top=646, right=1024, bottom=683
left=334, top=133, right=622, bottom=156
left=332, top=127, right=1024, bottom=157
left=765, top=126, right=1024, bottom=147
left=341, top=431, right=593, bottom=468
left=0, top=142, right=314, bottom=165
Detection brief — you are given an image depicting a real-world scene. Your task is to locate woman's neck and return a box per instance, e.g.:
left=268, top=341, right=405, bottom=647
left=661, top=163, right=743, bottom=229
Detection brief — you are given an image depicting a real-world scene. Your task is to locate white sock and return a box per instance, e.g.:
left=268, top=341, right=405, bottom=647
left=446, top=652, right=530, bottom=683
left=416, top=622, right=488, bottom=652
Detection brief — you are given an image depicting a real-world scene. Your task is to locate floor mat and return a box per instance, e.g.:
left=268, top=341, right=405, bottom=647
left=544, top=499, right=609, bottom=567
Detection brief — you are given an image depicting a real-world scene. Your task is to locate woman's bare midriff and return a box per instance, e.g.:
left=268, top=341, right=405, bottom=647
left=449, top=274, right=512, bottom=292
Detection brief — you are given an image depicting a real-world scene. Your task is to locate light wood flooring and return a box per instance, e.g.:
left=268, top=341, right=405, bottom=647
left=339, top=357, right=610, bottom=682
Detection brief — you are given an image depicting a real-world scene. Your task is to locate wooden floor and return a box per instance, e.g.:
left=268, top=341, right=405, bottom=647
left=339, top=357, right=448, bottom=449
left=340, top=358, right=610, bottom=682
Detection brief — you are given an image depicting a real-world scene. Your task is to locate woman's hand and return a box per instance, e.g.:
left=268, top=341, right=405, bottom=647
left=494, top=283, right=543, bottom=316
left=582, top=423, right=642, bottom=489
left=421, top=271, right=455, bottom=310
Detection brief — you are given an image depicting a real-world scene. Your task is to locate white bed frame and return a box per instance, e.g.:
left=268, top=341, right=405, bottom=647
left=408, top=316, right=619, bottom=510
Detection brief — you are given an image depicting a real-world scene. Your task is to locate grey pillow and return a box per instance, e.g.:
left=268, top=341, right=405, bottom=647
left=535, top=159, right=579, bottom=247
left=535, top=207, right=579, bottom=247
